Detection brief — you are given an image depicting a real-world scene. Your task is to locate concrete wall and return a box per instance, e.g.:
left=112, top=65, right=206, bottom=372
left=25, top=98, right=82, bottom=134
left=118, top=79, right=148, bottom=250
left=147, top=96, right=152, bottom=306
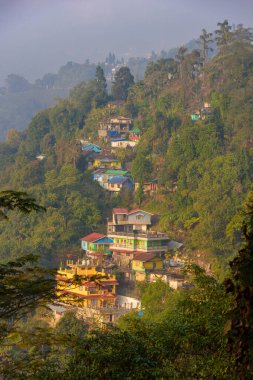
left=117, top=295, right=141, bottom=309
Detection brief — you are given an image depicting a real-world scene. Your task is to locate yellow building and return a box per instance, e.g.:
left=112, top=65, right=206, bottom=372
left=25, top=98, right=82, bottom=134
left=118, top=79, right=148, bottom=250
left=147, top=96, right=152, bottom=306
left=93, top=157, right=122, bottom=170
left=56, top=260, right=118, bottom=309
left=132, top=253, right=164, bottom=282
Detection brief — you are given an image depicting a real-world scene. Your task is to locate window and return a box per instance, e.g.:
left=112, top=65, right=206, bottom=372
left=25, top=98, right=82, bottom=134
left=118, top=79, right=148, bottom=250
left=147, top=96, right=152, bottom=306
left=136, top=215, right=144, bottom=220
left=79, top=286, right=83, bottom=291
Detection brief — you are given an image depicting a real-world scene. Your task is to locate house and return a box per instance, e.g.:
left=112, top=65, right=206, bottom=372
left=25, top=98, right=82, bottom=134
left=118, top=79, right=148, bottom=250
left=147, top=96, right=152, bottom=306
left=108, top=208, right=152, bottom=234
left=81, top=143, right=101, bottom=153
left=167, top=240, right=184, bottom=251
left=107, top=208, right=170, bottom=267
left=111, top=138, right=137, bottom=149
left=56, top=260, right=118, bottom=310
left=132, top=253, right=164, bottom=281
left=93, top=169, right=133, bottom=192
left=80, top=232, right=113, bottom=256
left=36, top=154, right=46, bottom=161
left=191, top=111, right=201, bottom=121
left=56, top=260, right=140, bottom=325
left=108, top=176, right=133, bottom=192
left=135, top=180, right=158, bottom=195
left=98, top=116, right=133, bottom=139
left=93, top=157, right=122, bottom=170
left=129, top=128, right=141, bottom=141
left=148, top=270, right=185, bottom=290
left=107, top=101, right=124, bottom=110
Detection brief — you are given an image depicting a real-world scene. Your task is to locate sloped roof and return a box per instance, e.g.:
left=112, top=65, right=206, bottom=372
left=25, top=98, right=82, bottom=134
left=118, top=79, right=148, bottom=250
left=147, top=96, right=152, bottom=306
left=80, top=232, right=106, bottom=242
left=105, top=169, right=129, bottom=175
left=113, top=208, right=128, bottom=214
left=111, top=138, right=127, bottom=142
left=128, top=209, right=153, bottom=215
left=133, top=252, right=158, bottom=262
left=129, top=128, right=140, bottom=133
left=99, top=158, right=119, bottom=163
left=109, top=176, right=129, bottom=184
left=112, top=208, right=152, bottom=215
left=167, top=240, right=183, bottom=250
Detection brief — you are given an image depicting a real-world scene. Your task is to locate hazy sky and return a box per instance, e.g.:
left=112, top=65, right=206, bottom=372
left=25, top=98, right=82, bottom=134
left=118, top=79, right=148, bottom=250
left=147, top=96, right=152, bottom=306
left=0, top=0, right=252, bottom=85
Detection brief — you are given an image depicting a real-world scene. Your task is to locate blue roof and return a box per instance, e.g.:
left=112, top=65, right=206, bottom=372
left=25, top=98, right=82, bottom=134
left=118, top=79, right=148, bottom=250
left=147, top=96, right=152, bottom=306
left=109, top=176, right=129, bottom=184
left=82, top=143, right=101, bottom=152
left=111, top=138, right=127, bottom=142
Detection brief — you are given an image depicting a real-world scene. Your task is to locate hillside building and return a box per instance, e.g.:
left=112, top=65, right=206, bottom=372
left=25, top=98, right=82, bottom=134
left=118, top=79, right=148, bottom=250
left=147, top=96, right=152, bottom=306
left=107, top=208, right=170, bottom=267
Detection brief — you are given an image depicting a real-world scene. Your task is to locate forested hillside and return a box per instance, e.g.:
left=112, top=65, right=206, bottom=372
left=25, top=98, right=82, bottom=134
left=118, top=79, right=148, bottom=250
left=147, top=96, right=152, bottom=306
left=0, top=21, right=253, bottom=275
left=1, top=20, right=253, bottom=379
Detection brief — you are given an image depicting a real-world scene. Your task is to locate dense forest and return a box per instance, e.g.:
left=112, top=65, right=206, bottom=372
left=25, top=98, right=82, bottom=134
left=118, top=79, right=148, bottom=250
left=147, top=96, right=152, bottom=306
left=0, top=20, right=253, bottom=378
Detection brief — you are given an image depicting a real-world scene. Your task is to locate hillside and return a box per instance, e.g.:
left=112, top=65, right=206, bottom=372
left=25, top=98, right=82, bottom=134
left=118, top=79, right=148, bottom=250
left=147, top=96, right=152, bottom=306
left=1, top=21, right=253, bottom=379
left=0, top=23, right=252, bottom=278
left=0, top=40, right=201, bottom=141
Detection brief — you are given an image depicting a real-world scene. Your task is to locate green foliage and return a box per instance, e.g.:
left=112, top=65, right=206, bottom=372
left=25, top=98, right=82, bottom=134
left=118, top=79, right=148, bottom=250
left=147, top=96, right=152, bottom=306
left=111, top=66, right=134, bottom=100
left=132, top=150, right=152, bottom=183
left=0, top=190, right=45, bottom=220
left=225, top=188, right=253, bottom=379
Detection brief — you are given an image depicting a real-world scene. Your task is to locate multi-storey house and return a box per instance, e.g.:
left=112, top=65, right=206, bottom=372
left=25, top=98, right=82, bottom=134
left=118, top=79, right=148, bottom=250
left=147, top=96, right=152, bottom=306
left=57, top=260, right=118, bottom=309
left=93, top=157, right=122, bottom=170
left=80, top=233, right=113, bottom=259
left=98, top=116, right=133, bottom=139
left=107, top=208, right=170, bottom=267
left=93, top=169, right=133, bottom=192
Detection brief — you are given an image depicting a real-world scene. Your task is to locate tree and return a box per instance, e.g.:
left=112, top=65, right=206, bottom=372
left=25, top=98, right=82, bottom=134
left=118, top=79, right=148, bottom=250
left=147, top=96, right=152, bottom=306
left=135, top=182, right=145, bottom=207
left=215, top=20, right=233, bottom=50
left=5, top=74, right=30, bottom=93
left=5, top=128, right=22, bottom=147
left=94, top=65, right=108, bottom=107
left=175, top=46, right=187, bottom=80
left=233, top=24, right=253, bottom=44
left=225, top=189, right=253, bottom=379
left=111, top=66, right=134, bottom=100
left=0, top=190, right=45, bottom=220
left=199, top=28, right=213, bottom=63
left=132, top=151, right=152, bottom=183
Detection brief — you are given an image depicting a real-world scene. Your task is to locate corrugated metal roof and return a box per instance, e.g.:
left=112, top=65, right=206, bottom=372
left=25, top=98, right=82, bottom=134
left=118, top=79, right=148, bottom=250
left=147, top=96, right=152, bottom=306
left=113, top=208, right=128, bottom=214
left=105, top=169, right=129, bottom=175
left=133, top=252, right=158, bottom=262
left=80, top=233, right=106, bottom=242
left=109, top=176, right=129, bottom=184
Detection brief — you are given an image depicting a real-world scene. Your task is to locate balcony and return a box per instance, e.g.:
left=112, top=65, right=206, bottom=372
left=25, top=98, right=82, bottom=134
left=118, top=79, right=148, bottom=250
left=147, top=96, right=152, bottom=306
left=110, top=243, right=169, bottom=251
left=108, top=231, right=169, bottom=239
left=108, top=220, right=151, bottom=226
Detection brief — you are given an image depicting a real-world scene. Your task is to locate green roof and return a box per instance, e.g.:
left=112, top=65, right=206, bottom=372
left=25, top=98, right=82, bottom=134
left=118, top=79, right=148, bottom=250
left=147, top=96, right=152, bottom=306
left=130, top=128, right=140, bottom=133
left=105, top=169, right=129, bottom=175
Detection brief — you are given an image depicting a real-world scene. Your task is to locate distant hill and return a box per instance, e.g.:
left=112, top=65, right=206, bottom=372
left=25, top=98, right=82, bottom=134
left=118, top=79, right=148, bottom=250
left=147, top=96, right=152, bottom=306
left=0, top=60, right=97, bottom=140
left=0, top=39, right=213, bottom=141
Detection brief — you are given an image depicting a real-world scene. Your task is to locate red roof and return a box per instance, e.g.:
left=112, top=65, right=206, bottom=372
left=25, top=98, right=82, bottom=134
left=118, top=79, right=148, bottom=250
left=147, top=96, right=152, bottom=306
left=80, top=232, right=106, bottom=242
left=133, top=252, right=158, bottom=262
left=113, top=208, right=128, bottom=214
left=56, top=276, right=68, bottom=281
